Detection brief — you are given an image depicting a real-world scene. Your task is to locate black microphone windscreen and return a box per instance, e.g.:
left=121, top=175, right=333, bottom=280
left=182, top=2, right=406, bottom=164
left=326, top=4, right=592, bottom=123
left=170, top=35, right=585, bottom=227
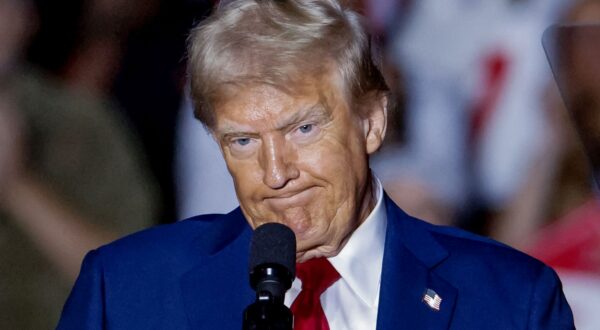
left=249, top=223, right=296, bottom=277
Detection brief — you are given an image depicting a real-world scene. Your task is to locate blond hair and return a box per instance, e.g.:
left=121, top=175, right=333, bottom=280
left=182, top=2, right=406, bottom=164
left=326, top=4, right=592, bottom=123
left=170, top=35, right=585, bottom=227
left=187, top=0, right=388, bottom=128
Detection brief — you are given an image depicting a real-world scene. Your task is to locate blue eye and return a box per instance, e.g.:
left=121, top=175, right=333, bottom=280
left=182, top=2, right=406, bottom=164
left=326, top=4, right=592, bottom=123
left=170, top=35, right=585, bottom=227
left=299, top=124, right=313, bottom=133
left=235, top=138, right=251, bottom=146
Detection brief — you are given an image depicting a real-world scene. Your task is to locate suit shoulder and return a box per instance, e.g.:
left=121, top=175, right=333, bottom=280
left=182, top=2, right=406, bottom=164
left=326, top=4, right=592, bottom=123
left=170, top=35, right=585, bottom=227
left=408, top=218, right=573, bottom=328
left=95, top=208, right=246, bottom=266
left=422, top=220, right=547, bottom=277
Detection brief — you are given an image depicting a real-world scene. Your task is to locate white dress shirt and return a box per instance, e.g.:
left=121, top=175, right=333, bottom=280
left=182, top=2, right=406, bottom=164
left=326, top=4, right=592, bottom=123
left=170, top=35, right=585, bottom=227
left=284, top=176, right=387, bottom=330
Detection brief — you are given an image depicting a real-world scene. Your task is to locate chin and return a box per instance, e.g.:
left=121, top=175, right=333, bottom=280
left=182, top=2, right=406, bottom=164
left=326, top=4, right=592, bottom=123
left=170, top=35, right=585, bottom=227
left=296, top=250, right=325, bottom=263
left=296, top=236, right=342, bottom=262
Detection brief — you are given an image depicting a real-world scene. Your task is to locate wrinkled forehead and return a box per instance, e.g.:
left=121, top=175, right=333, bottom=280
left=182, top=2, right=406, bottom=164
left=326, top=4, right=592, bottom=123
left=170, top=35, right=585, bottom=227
left=213, top=68, right=349, bottom=113
left=215, top=95, right=326, bottom=137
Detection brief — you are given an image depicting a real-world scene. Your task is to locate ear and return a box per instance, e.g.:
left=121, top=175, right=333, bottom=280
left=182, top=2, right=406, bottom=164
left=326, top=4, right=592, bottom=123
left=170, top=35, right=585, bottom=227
left=362, top=93, right=388, bottom=154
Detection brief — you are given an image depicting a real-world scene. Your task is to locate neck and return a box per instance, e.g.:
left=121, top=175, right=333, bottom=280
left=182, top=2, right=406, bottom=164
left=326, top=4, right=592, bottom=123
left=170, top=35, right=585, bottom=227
left=329, top=174, right=377, bottom=256
left=357, top=174, right=377, bottom=227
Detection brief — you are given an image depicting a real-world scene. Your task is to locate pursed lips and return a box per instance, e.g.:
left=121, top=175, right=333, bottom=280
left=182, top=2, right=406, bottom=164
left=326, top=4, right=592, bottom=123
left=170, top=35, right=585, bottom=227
left=264, top=186, right=319, bottom=209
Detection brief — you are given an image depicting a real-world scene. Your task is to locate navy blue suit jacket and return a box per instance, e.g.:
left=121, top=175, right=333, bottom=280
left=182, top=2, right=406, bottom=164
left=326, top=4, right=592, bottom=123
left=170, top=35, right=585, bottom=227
left=57, top=195, right=574, bottom=329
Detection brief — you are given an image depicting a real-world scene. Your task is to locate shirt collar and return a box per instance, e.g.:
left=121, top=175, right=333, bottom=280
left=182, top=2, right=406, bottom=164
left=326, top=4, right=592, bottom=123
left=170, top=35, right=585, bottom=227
left=328, top=174, right=387, bottom=308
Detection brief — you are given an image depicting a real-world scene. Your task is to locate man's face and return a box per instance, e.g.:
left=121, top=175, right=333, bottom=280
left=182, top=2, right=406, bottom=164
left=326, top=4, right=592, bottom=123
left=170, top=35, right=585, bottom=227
left=212, top=73, right=386, bottom=261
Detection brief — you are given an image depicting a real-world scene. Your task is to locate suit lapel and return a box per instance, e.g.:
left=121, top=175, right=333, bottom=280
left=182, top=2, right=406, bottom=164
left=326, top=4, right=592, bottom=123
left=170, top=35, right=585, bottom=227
left=377, top=195, right=457, bottom=330
left=179, top=197, right=459, bottom=329
left=180, top=210, right=255, bottom=329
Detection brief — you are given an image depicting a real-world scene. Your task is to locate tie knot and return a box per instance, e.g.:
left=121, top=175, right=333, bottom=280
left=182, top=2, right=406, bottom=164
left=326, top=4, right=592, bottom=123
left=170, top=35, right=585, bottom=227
left=296, top=258, right=340, bottom=294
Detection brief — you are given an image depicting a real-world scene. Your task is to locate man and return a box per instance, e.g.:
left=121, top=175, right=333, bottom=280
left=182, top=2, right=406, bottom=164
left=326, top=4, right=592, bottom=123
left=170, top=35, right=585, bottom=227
left=57, top=0, right=574, bottom=328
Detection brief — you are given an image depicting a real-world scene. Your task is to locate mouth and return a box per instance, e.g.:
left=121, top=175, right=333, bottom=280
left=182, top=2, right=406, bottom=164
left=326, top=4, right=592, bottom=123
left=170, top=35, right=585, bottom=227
left=265, top=186, right=319, bottom=210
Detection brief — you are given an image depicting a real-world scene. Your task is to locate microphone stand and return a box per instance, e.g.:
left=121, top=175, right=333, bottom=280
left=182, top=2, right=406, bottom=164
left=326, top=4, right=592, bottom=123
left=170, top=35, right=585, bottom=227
left=243, top=263, right=293, bottom=330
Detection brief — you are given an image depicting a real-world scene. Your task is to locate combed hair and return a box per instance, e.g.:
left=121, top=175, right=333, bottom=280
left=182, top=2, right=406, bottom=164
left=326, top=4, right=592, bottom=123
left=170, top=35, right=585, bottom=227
left=187, top=0, right=388, bottom=128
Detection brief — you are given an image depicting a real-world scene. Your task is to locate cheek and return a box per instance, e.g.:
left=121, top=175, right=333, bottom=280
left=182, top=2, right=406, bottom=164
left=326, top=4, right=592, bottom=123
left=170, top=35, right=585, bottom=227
left=303, top=128, right=366, bottom=173
left=297, top=134, right=366, bottom=196
left=224, top=157, right=262, bottom=199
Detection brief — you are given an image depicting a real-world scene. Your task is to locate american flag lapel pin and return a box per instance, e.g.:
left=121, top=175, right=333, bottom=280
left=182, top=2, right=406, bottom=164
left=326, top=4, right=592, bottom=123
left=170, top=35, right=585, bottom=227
left=422, top=288, right=442, bottom=311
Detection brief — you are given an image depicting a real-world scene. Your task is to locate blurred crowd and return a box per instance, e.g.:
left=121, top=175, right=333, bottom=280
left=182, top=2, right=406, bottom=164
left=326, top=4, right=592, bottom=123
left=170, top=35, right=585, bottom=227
left=0, top=0, right=211, bottom=327
left=0, top=0, right=599, bottom=328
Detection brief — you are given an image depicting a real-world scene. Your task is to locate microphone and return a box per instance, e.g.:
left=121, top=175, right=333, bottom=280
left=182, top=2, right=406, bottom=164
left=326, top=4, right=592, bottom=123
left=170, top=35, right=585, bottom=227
left=243, top=223, right=296, bottom=330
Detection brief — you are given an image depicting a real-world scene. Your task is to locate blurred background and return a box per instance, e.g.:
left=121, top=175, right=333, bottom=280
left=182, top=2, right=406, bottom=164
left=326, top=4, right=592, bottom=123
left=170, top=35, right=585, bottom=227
left=0, top=0, right=598, bottom=328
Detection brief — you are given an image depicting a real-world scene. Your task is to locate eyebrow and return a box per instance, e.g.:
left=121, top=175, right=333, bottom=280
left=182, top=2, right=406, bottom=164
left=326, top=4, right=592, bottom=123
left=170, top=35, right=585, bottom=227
left=218, top=104, right=332, bottom=140
left=274, top=104, right=331, bottom=131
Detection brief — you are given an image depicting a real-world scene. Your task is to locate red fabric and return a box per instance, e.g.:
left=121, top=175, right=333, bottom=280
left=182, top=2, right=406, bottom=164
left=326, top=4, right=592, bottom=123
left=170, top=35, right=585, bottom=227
left=291, top=258, right=341, bottom=330
left=469, top=51, right=510, bottom=146
left=527, top=198, right=600, bottom=273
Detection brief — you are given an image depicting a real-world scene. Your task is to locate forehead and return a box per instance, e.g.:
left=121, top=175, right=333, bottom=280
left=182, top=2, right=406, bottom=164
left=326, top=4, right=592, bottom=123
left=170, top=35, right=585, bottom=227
left=213, top=74, right=348, bottom=133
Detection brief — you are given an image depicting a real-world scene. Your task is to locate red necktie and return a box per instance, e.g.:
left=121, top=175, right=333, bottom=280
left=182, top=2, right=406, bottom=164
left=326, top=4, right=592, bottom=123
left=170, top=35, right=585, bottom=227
left=291, top=258, right=341, bottom=330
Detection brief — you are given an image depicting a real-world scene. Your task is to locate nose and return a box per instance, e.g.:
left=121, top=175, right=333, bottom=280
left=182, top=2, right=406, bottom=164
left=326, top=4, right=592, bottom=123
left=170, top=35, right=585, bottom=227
left=260, top=134, right=299, bottom=189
